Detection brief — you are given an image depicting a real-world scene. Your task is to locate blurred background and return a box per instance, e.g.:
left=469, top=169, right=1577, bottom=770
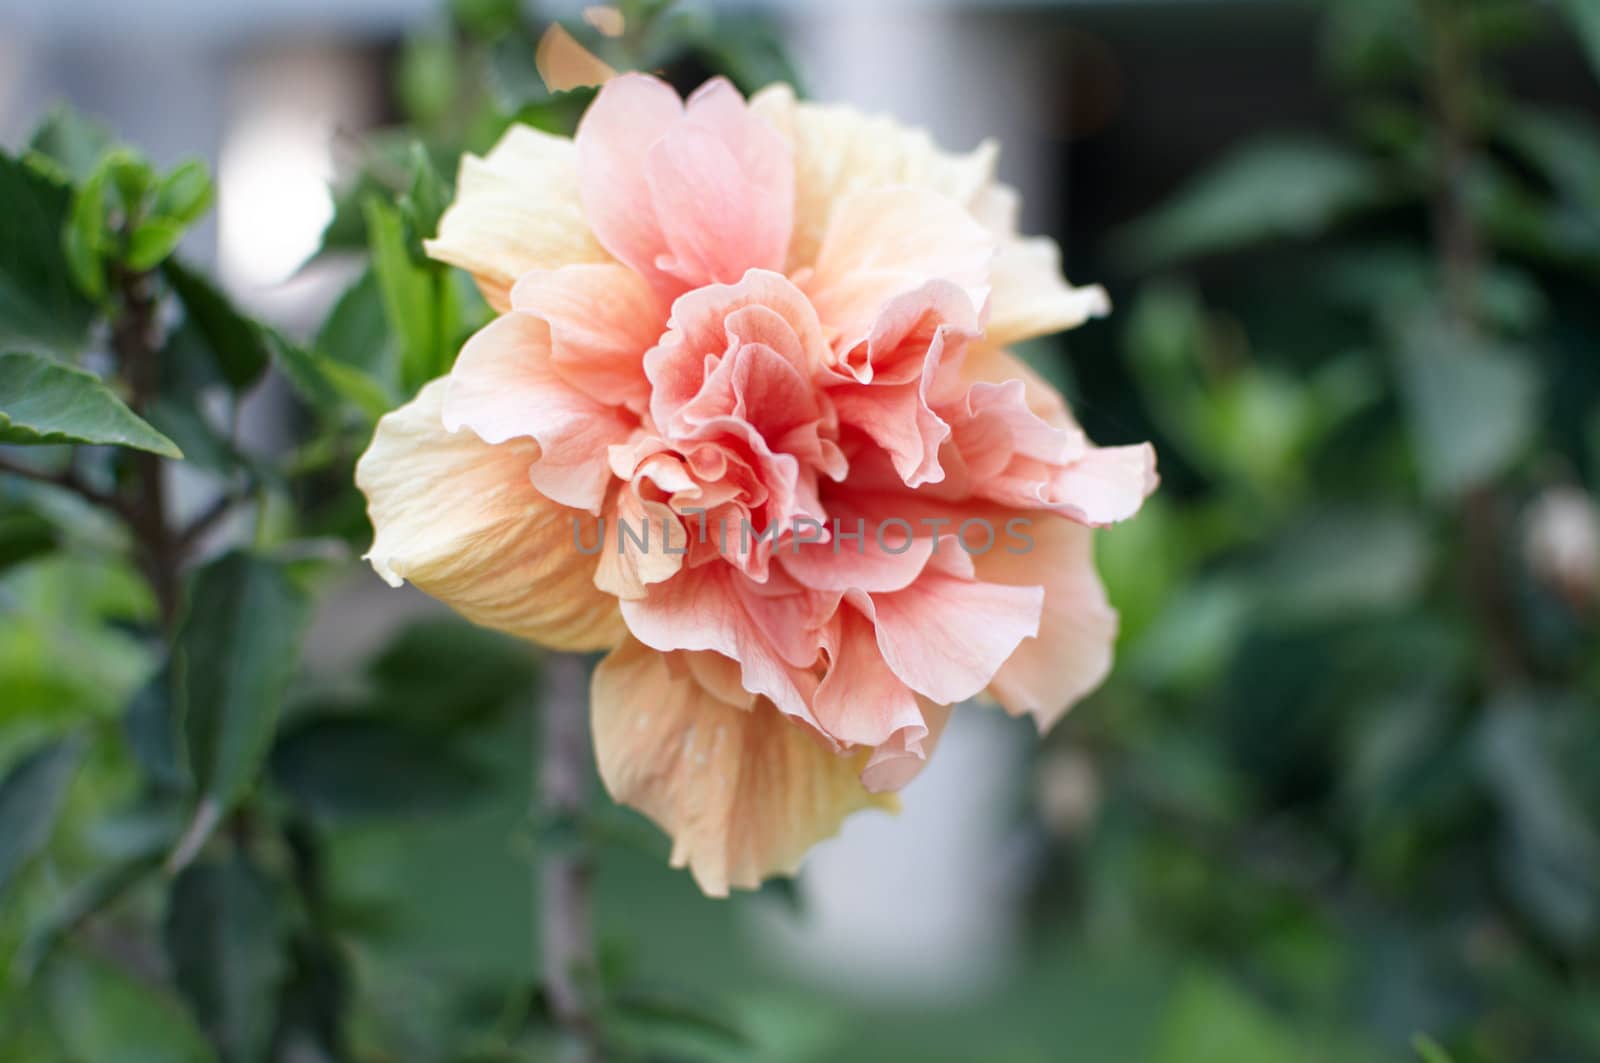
left=4, top=0, right=1600, bottom=1060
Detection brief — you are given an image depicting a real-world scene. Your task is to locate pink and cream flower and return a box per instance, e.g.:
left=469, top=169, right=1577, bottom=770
left=355, top=74, right=1156, bottom=896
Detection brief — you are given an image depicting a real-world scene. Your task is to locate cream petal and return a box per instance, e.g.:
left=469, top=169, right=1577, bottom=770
left=591, top=637, right=894, bottom=896
left=986, top=237, right=1110, bottom=348
left=425, top=125, right=612, bottom=310
left=976, top=515, right=1117, bottom=731
left=356, top=379, right=624, bottom=651
left=750, top=84, right=998, bottom=272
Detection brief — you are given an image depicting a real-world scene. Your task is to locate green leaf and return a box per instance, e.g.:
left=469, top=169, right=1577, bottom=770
left=402, top=142, right=449, bottom=244
left=601, top=987, right=752, bottom=1059
left=1413, top=1033, right=1456, bottom=1063
left=365, top=196, right=445, bottom=390
left=397, top=32, right=460, bottom=126
left=165, top=850, right=288, bottom=1063
left=45, top=948, right=216, bottom=1063
left=1150, top=970, right=1301, bottom=1063
left=1477, top=698, right=1600, bottom=947
left=66, top=166, right=112, bottom=299
left=175, top=553, right=311, bottom=817
left=0, top=151, right=97, bottom=353
left=0, top=506, right=59, bottom=573
left=314, top=266, right=392, bottom=378
left=265, top=331, right=393, bottom=423
left=269, top=714, right=484, bottom=822
left=154, top=159, right=215, bottom=225
left=1558, top=0, right=1600, bottom=85
left=1117, top=136, right=1387, bottom=266
left=163, top=259, right=272, bottom=392
left=0, top=350, right=182, bottom=457
left=1393, top=310, right=1538, bottom=496
left=27, top=105, right=116, bottom=183
left=125, top=668, right=186, bottom=792
left=126, top=217, right=188, bottom=271
left=0, top=736, right=85, bottom=896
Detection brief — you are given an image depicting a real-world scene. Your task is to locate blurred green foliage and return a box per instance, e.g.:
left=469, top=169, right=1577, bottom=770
left=1, top=0, right=1599, bottom=1060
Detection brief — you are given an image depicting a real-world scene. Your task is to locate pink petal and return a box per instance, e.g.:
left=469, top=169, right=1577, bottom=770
left=509, top=264, right=667, bottom=412
left=441, top=312, right=632, bottom=514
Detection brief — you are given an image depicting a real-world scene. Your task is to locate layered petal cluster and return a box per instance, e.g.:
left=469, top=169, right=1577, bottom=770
left=356, top=75, right=1157, bottom=895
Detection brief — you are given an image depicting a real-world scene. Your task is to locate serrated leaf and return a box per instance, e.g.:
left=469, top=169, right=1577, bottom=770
left=0, top=350, right=181, bottom=456
left=0, top=151, right=97, bottom=353
left=165, top=850, right=288, bottom=1063
left=163, top=259, right=271, bottom=391
left=0, top=736, right=85, bottom=896
left=126, top=217, right=187, bottom=271
left=176, top=553, right=311, bottom=817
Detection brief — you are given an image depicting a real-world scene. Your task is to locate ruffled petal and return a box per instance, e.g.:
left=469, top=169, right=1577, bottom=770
left=425, top=125, right=611, bottom=310
left=986, top=236, right=1110, bottom=348
left=592, top=637, right=894, bottom=896
left=805, top=185, right=993, bottom=352
left=356, top=379, right=623, bottom=650
left=442, top=312, right=634, bottom=514
left=577, top=74, right=793, bottom=295
left=510, top=263, right=666, bottom=412
left=976, top=515, right=1117, bottom=731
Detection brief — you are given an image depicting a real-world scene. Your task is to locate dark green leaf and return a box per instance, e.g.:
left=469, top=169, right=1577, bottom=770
left=0, top=350, right=181, bottom=456
left=266, top=330, right=393, bottom=424
left=1477, top=699, right=1600, bottom=947
left=176, top=553, right=311, bottom=816
left=125, top=669, right=186, bottom=791
left=270, top=714, right=485, bottom=821
left=0, top=736, right=85, bottom=896
left=402, top=142, right=449, bottom=244
left=154, top=159, right=215, bottom=225
left=126, top=217, right=187, bottom=271
left=0, top=507, right=59, bottom=573
left=20, top=843, right=165, bottom=976
left=1393, top=309, right=1538, bottom=496
left=144, top=396, right=239, bottom=476
left=0, top=151, right=97, bottom=353
left=601, top=987, right=751, bottom=1058
left=165, top=851, right=287, bottom=1063
left=1117, top=137, right=1388, bottom=266
left=163, top=259, right=271, bottom=392
left=314, top=266, right=392, bottom=378
left=1558, top=0, right=1600, bottom=85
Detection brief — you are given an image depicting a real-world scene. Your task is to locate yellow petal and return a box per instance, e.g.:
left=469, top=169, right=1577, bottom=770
left=424, top=125, right=612, bottom=310
left=591, top=638, right=895, bottom=896
left=356, top=378, right=624, bottom=651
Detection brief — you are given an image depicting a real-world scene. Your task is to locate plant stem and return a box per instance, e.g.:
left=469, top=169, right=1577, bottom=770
left=109, top=263, right=180, bottom=629
left=1423, top=0, right=1525, bottom=683
left=538, top=650, right=598, bottom=1059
